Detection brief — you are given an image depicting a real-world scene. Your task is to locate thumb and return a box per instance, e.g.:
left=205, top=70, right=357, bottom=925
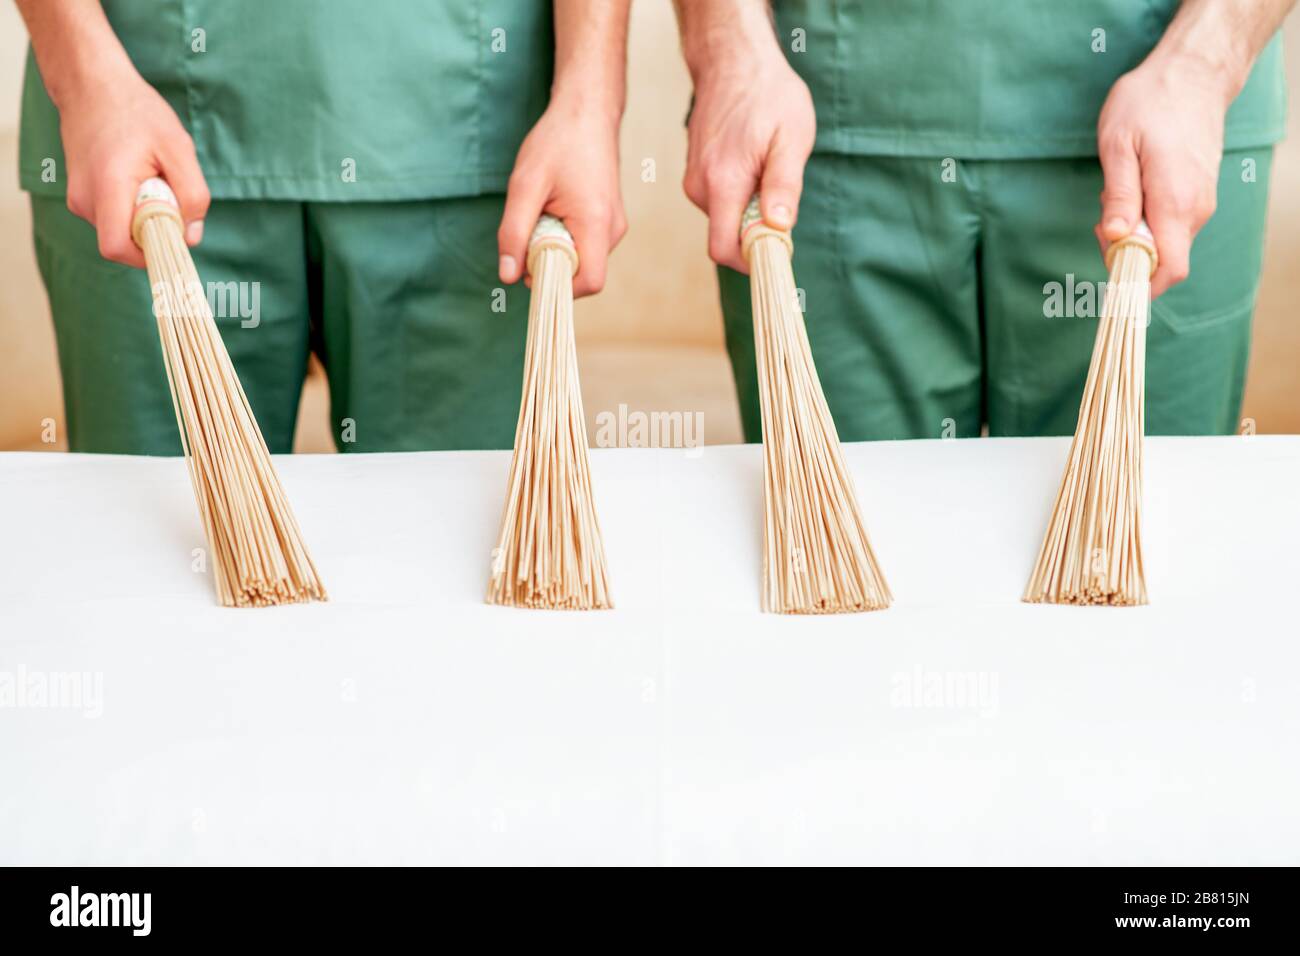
left=1098, top=135, right=1143, bottom=247
left=158, top=139, right=211, bottom=247
left=497, top=172, right=547, bottom=284
left=759, top=129, right=808, bottom=232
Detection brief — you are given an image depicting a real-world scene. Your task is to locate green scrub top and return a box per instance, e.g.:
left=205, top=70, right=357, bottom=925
left=773, top=0, right=1287, bottom=159
left=20, top=0, right=553, bottom=201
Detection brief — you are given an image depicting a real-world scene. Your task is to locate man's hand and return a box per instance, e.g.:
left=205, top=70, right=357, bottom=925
left=497, top=0, right=630, bottom=298
left=684, top=55, right=814, bottom=274
left=1096, top=0, right=1295, bottom=298
left=1096, top=58, right=1225, bottom=299
left=498, top=97, right=626, bottom=297
left=60, top=71, right=210, bottom=268
left=16, top=0, right=208, bottom=268
left=675, top=1, right=815, bottom=274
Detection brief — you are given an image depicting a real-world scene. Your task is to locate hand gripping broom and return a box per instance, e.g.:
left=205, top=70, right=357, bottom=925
left=740, top=196, right=891, bottom=614
left=131, top=178, right=327, bottom=607
left=1024, top=222, right=1158, bottom=606
left=486, top=215, right=611, bottom=609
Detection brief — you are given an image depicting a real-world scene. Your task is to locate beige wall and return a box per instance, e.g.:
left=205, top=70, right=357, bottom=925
left=2, top=2, right=1296, bottom=451
left=0, top=1, right=60, bottom=451
left=1245, top=14, right=1300, bottom=435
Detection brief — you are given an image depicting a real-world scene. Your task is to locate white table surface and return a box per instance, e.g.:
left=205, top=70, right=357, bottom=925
left=1, top=437, right=1297, bottom=866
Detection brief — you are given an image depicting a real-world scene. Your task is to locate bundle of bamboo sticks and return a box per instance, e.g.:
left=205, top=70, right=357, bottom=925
left=132, top=178, right=326, bottom=607
left=486, top=215, right=611, bottom=610
left=741, top=197, right=891, bottom=614
left=1024, top=222, right=1158, bottom=606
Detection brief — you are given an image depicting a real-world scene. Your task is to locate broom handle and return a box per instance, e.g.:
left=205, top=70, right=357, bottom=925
left=739, top=194, right=793, bottom=263
left=130, top=177, right=185, bottom=249
left=528, top=214, right=579, bottom=276
left=1105, top=219, right=1158, bottom=277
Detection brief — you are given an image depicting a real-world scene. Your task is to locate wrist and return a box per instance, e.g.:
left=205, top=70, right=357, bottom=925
left=548, top=80, right=624, bottom=130
left=682, top=9, right=786, bottom=85
left=1146, top=3, right=1256, bottom=107
left=46, top=46, right=140, bottom=112
left=25, top=7, right=140, bottom=112
left=690, top=47, right=791, bottom=104
left=1142, top=44, right=1243, bottom=110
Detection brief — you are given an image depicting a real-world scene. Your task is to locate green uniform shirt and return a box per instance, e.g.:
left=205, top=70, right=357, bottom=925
left=20, top=0, right=553, bottom=201
left=774, top=0, right=1287, bottom=159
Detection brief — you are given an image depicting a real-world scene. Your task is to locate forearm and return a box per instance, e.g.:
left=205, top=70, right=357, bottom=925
left=671, top=0, right=814, bottom=264
left=673, top=0, right=783, bottom=81
left=551, top=0, right=631, bottom=125
left=13, top=0, right=137, bottom=108
left=1147, top=0, right=1296, bottom=102
left=497, top=0, right=630, bottom=294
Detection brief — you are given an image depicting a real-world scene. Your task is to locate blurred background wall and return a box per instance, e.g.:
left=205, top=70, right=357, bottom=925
left=1, top=2, right=1296, bottom=452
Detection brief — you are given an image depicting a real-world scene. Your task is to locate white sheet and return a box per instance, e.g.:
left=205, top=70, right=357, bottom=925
left=1, top=437, right=1297, bottom=865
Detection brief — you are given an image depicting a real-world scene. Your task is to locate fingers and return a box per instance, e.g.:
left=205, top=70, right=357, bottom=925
left=686, top=158, right=748, bottom=269
left=92, top=167, right=147, bottom=269
left=610, top=205, right=629, bottom=251
left=498, top=170, right=548, bottom=285
left=498, top=178, right=621, bottom=298
left=573, top=203, right=628, bottom=299
left=158, top=138, right=211, bottom=247
left=1145, top=211, right=1192, bottom=299
left=759, top=127, right=809, bottom=232
left=1098, top=123, right=1216, bottom=298
left=73, top=135, right=208, bottom=269
left=682, top=156, right=708, bottom=214
left=706, top=174, right=756, bottom=274
left=499, top=174, right=623, bottom=298
left=1140, top=151, right=1216, bottom=298
left=567, top=211, right=611, bottom=298
left=1097, top=129, right=1143, bottom=253
left=682, top=136, right=758, bottom=272
left=688, top=129, right=809, bottom=274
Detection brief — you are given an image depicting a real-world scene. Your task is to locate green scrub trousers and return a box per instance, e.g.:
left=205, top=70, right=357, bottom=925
left=720, top=149, right=1274, bottom=440
left=20, top=0, right=553, bottom=454
left=719, top=0, right=1287, bottom=441
left=33, top=195, right=527, bottom=454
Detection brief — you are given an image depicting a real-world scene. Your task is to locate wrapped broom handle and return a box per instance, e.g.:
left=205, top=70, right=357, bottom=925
left=1105, top=219, right=1159, bottom=277
left=740, top=194, right=793, bottom=264
left=528, top=214, right=579, bottom=276
left=131, top=177, right=184, bottom=249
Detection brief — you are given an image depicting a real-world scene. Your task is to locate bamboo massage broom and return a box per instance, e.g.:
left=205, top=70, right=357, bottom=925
left=1023, top=222, right=1158, bottom=606
left=486, top=215, right=611, bottom=609
left=131, top=178, right=326, bottom=607
left=741, top=197, right=891, bottom=614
